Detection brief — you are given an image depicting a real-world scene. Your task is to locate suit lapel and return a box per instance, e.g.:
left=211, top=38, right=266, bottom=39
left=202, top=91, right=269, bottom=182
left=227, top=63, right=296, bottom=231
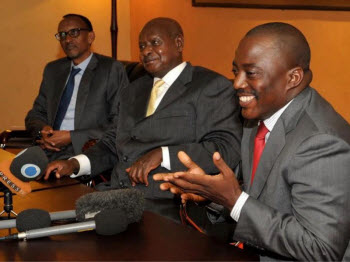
left=249, top=121, right=286, bottom=198
left=241, top=120, right=257, bottom=193
left=50, top=61, right=71, bottom=124
left=154, top=63, right=193, bottom=113
left=132, top=75, right=154, bottom=123
left=74, top=54, right=98, bottom=128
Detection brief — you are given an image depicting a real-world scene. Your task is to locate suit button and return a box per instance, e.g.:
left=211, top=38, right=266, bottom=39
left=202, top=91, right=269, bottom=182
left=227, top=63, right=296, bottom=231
left=131, top=135, right=137, bottom=140
left=119, top=181, right=127, bottom=189
left=123, top=156, right=128, bottom=162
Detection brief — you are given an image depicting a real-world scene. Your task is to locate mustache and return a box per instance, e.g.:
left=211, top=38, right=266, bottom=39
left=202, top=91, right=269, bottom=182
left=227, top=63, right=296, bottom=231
left=142, top=56, right=157, bottom=63
left=236, top=88, right=258, bottom=97
left=64, top=43, right=77, bottom=50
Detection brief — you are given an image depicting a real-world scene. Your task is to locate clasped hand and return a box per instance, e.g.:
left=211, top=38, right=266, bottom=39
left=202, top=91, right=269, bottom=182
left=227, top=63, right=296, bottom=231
left=126, top=148, right=162, bottom=186
left=36, top=125, right=71, bottom=151
left=153, top=151, right=242, bottom=209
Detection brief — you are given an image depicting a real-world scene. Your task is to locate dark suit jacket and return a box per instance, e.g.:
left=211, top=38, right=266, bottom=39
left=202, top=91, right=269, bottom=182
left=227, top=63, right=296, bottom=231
left=233, top=87, right=350, bottom=261
left=85, top=63, right=242, bottom=199
left=25, top=53, right=129, bottom=160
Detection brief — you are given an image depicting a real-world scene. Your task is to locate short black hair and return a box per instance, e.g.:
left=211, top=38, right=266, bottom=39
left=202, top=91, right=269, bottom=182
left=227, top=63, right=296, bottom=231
left=63, top=13, right=93, bottom=31
left=246, top=22, right=310, bottom=70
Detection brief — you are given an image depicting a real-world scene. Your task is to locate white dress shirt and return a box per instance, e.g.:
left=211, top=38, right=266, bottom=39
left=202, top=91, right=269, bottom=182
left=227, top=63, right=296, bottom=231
left=71, top=62, right=187, bottom=177
left=230, top=100, right=293, bottom=221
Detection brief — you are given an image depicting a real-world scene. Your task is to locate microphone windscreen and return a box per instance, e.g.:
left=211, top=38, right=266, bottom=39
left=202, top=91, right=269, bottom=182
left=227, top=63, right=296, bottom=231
left=10, top=146, right=48, bottom=182
left=16, top=209, right=51, bottom=232
left=75, top=188, right=145, bottom=223
left=95, top=208, right=128, bottom=236
left=0, top=159, right=32, bottom=196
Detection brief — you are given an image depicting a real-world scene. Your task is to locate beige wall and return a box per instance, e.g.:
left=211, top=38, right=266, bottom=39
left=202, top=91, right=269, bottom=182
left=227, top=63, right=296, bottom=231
left=129, top=0, right=350, bottom=123
left=0, top=0, right=131, bottom=131
left=1, top=0, right=350, bottom=131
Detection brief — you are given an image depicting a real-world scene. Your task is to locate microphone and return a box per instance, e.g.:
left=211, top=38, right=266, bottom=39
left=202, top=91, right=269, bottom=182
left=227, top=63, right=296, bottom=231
left=0, top=209, right=77, bottom=230
left=10, top=146, right=48, bottom=182
left=0, top=188, right=144, bottom=230
left=75, top=188, right=145, bottom=223
left=0, top=208, right=128, bottom=240
left=0, top=146, right=48, bottom=196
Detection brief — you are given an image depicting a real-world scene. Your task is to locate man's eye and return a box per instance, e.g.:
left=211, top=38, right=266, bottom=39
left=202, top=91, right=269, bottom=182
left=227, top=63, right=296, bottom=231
left=246, top=71, right=257, bottom=77
left=71, top=29, right=79, bottom=34
left=139, top=44, right=145, bottom=50
left=232, top=69, right=238, bottom=76
left=152, top=40, right=160, bottom=45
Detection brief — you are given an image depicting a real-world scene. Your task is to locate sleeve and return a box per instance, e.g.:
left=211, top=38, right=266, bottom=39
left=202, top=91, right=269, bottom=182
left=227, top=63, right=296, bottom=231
left=168, top=76, right=242, bottom=173
left=25, top=65, right=50, bottom=137
left=82, top=114, right=119, bottom=177
left=233, top=134, right=350, bottom=261
left=70, top=60, right=129, bottom=154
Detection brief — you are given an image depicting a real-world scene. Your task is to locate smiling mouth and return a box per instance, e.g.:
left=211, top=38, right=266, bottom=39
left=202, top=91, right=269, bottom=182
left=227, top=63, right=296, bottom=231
left=239, top=96, right=255, bottom=103
left=143, top=57, right=158, bottom=64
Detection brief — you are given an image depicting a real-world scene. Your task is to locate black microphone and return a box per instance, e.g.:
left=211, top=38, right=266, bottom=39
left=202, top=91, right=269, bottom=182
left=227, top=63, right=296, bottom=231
left=0, top=188, right=144, bottom=231
left=0, top=146, right=48, bottom=196
left=0, top=208, right=127, bottom=240
left=0, top=209, right=77, bottom=231
left=10, top=146, right=48, bottom=182
left=75, top=188, right=145, bottom=223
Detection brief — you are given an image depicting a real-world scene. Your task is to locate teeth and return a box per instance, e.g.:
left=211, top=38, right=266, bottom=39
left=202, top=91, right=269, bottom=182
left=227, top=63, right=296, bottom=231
left=239, top=96, right=255, bottom=102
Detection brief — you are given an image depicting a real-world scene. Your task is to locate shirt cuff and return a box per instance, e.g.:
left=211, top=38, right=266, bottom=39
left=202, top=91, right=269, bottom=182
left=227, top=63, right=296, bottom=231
left=160, top=146, right=171, bottom=170
left=69, top=154, right=91, bottom=178
left=230, top=191, right=249, bottom=222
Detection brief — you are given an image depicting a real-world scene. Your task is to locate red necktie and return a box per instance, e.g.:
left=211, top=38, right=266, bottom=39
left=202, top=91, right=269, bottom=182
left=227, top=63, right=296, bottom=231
left=251, top=122, right=269, bottom=184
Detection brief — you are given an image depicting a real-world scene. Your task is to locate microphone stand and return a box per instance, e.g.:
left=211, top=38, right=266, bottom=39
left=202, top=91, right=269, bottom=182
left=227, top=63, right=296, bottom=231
left=0, top=184, right=17, bottom=219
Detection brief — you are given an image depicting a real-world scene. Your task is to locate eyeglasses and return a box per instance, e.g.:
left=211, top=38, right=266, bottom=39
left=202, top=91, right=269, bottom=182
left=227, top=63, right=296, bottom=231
left=55, top=28, right=90, bottom=41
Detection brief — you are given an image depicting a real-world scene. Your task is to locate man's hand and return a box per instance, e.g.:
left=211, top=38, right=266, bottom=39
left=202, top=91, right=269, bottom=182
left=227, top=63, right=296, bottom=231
left=45, top=130, right=72, bottom=148
left=155, top=151, right=242, bottom=210
left=44, top=158, right=80, bottom=180
left=126, top=148, right=162, bottom=186
left=154, top=151, right=208, bottom=204
left=36, top=125, right=61, bottom=151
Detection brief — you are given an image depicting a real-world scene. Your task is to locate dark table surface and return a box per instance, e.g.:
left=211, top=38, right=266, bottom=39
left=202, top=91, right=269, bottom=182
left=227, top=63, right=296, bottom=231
left=0, top=182, right=258, bottom=261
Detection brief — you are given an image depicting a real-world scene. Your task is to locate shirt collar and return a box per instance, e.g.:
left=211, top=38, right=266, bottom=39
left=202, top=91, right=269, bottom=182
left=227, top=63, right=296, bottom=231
left=153, top=61, right=187, bottom=86
left=71, top=52, right=93, bottom=73
left=262, top=99, right=294, bottom=132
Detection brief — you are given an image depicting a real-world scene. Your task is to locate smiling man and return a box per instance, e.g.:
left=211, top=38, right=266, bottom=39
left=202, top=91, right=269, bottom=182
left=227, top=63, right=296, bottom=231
left=45, top=17, right=242, bottom=220
left=25, top=14, right=128, bottom=161
left=154, top=22, right=350, bottom=260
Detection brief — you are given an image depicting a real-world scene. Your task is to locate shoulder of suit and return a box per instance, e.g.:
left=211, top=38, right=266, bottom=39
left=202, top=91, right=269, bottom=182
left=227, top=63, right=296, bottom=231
left=191, top=65, right=232, bottom=83
left=92, top=53, right=124, bottom=68
left=45, top=57, right=70, bottom=69
left=302, top=87, right=350, bottom=143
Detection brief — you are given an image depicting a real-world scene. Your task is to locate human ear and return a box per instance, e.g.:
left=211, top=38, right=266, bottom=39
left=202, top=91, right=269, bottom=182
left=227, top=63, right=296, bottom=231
left=287, top=67, right=303, bottom=90
left=88, top=31, right=95, bottom=44
left=175, top=35, right=184, bottom=52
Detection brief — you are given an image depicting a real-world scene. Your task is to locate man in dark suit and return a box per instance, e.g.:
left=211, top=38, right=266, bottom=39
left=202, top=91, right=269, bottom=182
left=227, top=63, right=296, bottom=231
left=44, top=17, right=242, bottom=218
left=154, top=22, right=350, bottom=261
left=25, top=14, right=128, bottom=161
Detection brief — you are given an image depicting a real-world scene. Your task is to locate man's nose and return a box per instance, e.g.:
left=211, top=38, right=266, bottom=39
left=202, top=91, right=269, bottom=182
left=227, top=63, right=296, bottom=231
left=141, top=45, right=153, bottom=56
left=233, top=72, right=247, bottom=90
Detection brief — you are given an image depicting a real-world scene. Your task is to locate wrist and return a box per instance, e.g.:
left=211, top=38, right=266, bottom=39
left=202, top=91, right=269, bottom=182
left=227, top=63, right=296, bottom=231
left=69, top=158, right=80, bottom=174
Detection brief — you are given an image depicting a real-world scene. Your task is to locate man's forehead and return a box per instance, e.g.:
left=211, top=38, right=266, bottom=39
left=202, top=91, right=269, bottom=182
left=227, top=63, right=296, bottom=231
left=234, top=35, right=279, bottom=63
left=58, top=17, right=85, bottom=30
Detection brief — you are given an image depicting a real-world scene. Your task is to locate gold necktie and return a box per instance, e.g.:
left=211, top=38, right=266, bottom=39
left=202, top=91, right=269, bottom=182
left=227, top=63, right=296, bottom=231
left=146, top=79, right=165, bottom=117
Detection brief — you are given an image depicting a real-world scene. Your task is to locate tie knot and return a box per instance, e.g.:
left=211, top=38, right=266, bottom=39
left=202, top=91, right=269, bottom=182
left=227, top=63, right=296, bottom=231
left=256, top=122, right=269, bottom=139
left=70, top=67, right=81, bottom=77
left=153, top=79, right=164, bottom=88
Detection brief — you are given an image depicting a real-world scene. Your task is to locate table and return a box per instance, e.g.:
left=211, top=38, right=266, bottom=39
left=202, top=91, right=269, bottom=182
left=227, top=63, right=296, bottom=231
left=0, top=183, right=258, bottom=261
